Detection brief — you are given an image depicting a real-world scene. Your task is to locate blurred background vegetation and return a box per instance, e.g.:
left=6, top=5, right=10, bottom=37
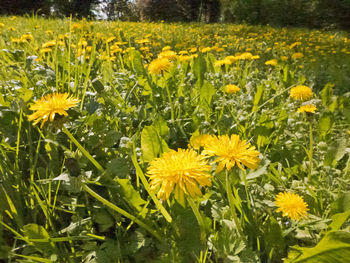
left=1, top=0, right=350, bottom=30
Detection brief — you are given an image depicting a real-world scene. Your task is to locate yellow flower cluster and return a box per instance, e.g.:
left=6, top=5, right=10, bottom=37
left=146, top=133, right=261, bottom=201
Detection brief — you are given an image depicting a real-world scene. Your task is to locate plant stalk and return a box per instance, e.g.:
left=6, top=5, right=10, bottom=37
left=82, top=184, right=162, bottom=241
left=225, top=171, right=244, bottom=237
left=187, top=197, right=206, bottom=249
left=62, top=126, right=104, bottom=172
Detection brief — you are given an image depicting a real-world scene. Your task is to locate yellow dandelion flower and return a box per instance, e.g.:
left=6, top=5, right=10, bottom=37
left=42, top=40, right=56, bottom=49
left=189, top=134, right=213, bottom=149
left=275, top=192, right=309, bottom=221
left=281, top=56, right=288, bottom=61
left=291, top=52, right=304, bottom=60
left=158, top=50, right=178, bottom=61
left=265, top=59, right=277, bottom=66
left=290, top=85, right=313, bottom=101
left=147, top=149, right=212, bottom=201
left=148, top=58, right=172, bottom=75
left=201, top=47, right=211, bottom=53
left=28, top=93, right=80, bottom=128
left=215, top=59, right=231, bottom=67
left=162, top=46, right=171, bottom=51
left=40, top=48, right=52, bottom=54
left=202, top=134, right=260, bottom=172
left=237, top=52, right=254, bottom=60
left=225, top=84, right=240, bottom=94
left=179, top=55, right=192, bottom=62
left=297, top=104, right=317, bottom=113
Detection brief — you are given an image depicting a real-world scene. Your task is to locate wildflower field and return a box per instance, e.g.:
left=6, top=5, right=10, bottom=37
left=0, top=16, right=350, bottom=262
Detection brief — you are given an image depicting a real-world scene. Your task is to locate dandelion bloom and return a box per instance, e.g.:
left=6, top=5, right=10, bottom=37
left=297, top=104, right=317, bottom=113
left=148, top=58, right=172, bottom=75
left=147, top=149, right=212, bottom=201
left=202, top=134, right=260, bottom=172
left=201, top=47, right=211, bottom=53
left=158, top=50, right=178, bottom=61
left=291, top=52, right=304, bottom=60
left=265, top=59, right=277, bottom=66
left=40, top=48, right=52, bottom=54
left=42, top=40, right=56, bottom=49
left=28, top=93, right=80, bottom=127
left=275, top=192, right=308, bottom=221
left=189, top=134, right=213, bottom=149
left=225, top=84, right=240, bottom=94
left=290, top=85, right=313, bottom=101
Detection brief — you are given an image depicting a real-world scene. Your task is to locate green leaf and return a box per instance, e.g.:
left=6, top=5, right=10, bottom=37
left=329, top=211, right=350, bottom=231
left=200, top=81, right=215, bottom=110
left=141, top=125, right=169, bottom=162
left=129, top=50, right=144, bottom=75
left=102, top=130, right=121, bottom=148
left=324, top=138, right=347, bottom=166
left=331, top=192, right=350, bottom=214
left=318, top=112, right=334, bottom=139
left=321, top=83, right=335, bottom=107
left=193, top=54, right=207, bottom=87
left=94, top=210, right=115, bottom=232
left=106, top=158, right=129, bottom=178
left=23, top=224, right=53, bottom=251
left=114, top=178, right=146, bottom=212
left=286, top=231, right=350, bottom=263
left=252, top=84, right=264, bottom=112
left=264, top=217, right=284, bottom=260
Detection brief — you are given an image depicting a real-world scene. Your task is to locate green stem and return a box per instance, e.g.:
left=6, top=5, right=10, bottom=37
left=131, top=154, right=172, bottom=223
left=165, top=84, right=175, bottom=122
left=187, top=197, right=206, bottom=248
left=308, top=120, right=313, bottom=181
left=225, top=170, right=244, bottom=237
left=242, top=170, right=251, bottom=209
left=82, top=184, right=162, bottom=241
left=62, top=126, right=104, bottom=172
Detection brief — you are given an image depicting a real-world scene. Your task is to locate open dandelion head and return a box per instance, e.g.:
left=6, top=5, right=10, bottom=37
left=265, top=59, right=277, bottom=66
left=146, top=149, right=212, bottom=201
left=275, top=192, right=309, bottom=221
left=28, top=93, right=80, bottom=128
left=297, top=104, right=317, bottom=113
left=148, top=57, right=172, bottom=75
left=225, top=84, right=240, bottom=94
left=290, top=85, right=313, bottom=101
left=189, top=134, right=213, bottom=149
left=202, top=134, right=260, bottom=172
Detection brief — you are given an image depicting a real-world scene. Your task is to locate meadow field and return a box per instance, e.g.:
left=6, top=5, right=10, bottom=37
left=0, top=16, right=350, bottom=262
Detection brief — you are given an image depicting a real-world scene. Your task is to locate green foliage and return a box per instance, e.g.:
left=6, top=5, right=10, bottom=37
left=0, top=16, right=349, bottom=262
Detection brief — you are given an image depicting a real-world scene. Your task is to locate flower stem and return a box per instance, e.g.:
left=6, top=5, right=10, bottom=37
left=165, top=84, right=175, bottom=123
left=308, top=120, right=313, bottom=181
left=225, top=171, right=244, bottom=237
left=187, top=197, right=206, bottom=249
left=82, top=184, right=162, bottom=241
left=131, top=153, right=172, bottom=223
left=62, top=126, right=104, bottom=172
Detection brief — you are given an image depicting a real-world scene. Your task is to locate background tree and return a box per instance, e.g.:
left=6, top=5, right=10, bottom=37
left=0, top=0, right=51, bottom=15
left=53, top=0, right=100, bottom=18
left=103, top=0, right=139, bottom=20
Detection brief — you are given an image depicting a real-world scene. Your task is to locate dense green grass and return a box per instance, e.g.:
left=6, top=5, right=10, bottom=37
left=0, top=16, right=349, bottom=262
